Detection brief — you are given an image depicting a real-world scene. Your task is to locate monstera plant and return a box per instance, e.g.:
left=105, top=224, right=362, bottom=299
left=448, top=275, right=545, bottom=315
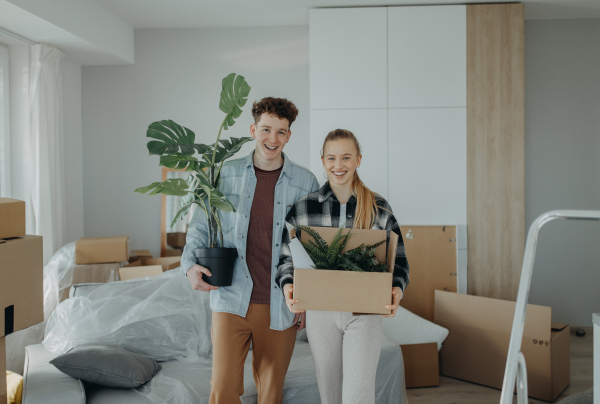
left=134, top=73, right=253, bottom=286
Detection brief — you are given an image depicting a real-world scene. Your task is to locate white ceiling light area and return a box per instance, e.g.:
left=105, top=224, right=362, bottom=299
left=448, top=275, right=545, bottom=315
left=0, top=0, right=599, bottom=65
left=93, top=0, right=600, bottom=28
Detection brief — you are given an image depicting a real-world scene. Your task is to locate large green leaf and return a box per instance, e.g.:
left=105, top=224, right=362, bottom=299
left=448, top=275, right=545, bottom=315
left=133, top=178, right=189, bottom=197
left=213, top=136, right=254, bottom=164
left=159, top=154, right=199, bottom=171
left=219, top=74, right=251, bottom=130
left=146, top=120, right=213, bottom=157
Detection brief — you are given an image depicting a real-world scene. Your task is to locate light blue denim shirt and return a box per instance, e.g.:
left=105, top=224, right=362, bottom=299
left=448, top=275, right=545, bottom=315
left=181, top=151, right=319, bottom=331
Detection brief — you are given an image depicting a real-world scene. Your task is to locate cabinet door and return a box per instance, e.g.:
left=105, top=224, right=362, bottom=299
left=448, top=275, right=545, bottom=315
left=310, top=8, right=387, bottom=109
left=388, top=108, right=466, bottom=225
left=388, top=5, right=466, bottom=108
left=310, top=109, right=388, bottom=199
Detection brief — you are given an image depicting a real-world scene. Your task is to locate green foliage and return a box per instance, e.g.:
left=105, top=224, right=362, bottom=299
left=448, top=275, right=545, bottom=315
left=134, top=73, right=254, bottom=247
left=298, top=226, right=389, bottom=273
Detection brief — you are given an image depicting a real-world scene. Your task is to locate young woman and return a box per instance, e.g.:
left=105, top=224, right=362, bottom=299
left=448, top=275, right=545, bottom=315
left=275, top=129, right=410, bottom=404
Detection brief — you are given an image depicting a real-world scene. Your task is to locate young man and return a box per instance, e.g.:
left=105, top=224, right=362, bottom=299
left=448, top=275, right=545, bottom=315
left=181, top=97, right=319, bottom=404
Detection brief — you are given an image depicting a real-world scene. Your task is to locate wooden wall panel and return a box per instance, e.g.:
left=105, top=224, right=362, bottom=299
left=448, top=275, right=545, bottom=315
left=466, top=4, right=525, bottom=300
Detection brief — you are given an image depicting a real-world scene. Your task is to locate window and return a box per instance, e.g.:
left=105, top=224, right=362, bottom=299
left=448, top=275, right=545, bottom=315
left=0, top=43, right=10, bottom=197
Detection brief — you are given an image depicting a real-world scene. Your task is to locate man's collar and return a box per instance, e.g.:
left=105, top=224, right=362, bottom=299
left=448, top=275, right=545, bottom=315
left=242, top=150, right=293, bottom=178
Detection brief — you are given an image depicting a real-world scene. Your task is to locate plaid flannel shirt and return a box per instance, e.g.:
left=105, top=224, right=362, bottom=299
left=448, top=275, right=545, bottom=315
left=275, top=182, right=410, bottom=293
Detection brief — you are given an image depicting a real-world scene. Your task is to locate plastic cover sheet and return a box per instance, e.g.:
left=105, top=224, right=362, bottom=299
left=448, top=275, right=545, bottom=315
left=43, top=270, right=212, bottom=362
left=42, top=269, right=406, bottom=404
left=6, top=242, right=122, bottom=373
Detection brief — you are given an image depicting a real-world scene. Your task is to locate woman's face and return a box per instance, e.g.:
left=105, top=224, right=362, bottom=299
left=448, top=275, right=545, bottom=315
left=321, top=138, right=362, bottom=188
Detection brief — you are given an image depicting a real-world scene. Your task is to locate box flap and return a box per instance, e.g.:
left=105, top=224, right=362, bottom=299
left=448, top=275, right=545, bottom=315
left=434, top=290, right=551, bottom=341
left=132, top=250, right=152, bottom=258
left=141, top=257, right=181, bottom=271
left=387, top=231, right=399, bottom=273
left=551, top=322, right=568, bottom=331
left=300, top=226, right=388, bottom=264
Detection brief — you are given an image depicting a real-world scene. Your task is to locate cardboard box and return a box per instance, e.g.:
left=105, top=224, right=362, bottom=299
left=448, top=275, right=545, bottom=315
left=58, top=263, right=120, bottom=302
left=400, top=343, right=440, bottom=388
left=75, top=236, right=129, bottom=264
left=400, top=226, right=458, bottom=321
left=165, top=248, right=183, bottom=257
left=167, top=232, right=186, bottom=248
left=128, top=249, right=152, bottom=263
left=1, top=337, right=6, bottom=402
left=0, top=198, right=25, bottom=239
left=292, top=227, right=398, bottom=315
left=434, top=291, right=570, bottom=402
left=0, top=236, right=43, bottom=337
left=140, top=257, right=180, bottom=272
left=119, top=265, right=163, bottom=281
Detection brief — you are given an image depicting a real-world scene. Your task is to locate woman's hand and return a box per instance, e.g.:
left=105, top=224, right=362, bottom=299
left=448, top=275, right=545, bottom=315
left=283, top=284, right=306, bottom=314
left=382, top=286, right=403, bottom=318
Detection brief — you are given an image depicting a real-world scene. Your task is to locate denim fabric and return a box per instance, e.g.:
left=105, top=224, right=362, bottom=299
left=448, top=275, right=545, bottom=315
left=181, top=151, right=319, bottom=331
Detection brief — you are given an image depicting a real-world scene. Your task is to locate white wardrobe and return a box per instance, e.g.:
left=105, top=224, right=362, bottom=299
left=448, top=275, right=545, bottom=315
left=309, top=6, right=469, bottom=293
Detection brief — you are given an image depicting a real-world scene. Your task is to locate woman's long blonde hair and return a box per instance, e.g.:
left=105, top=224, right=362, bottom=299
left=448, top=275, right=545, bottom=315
left=322, top=129, right=378, bottom=229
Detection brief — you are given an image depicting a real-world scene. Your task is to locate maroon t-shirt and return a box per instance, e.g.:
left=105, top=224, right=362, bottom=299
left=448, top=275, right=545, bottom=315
left=247, top=165, right=282, bottom=304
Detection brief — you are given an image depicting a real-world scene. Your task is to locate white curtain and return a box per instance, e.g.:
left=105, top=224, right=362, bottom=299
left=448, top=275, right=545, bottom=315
left=29, top=44, right=66, bottom=264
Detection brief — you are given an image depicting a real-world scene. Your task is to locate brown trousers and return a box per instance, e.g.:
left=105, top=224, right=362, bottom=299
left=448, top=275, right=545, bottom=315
left=209, top=304, right=297, bottom=404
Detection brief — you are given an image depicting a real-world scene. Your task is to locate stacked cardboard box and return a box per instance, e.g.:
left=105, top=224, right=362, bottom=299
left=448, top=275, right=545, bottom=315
left=0, top=199, right=43, bottom=403
left=75, top=236, right=129, bottom=264
left=0, top=198, right=25, bottom=239
left=435, top=290, right=570, bottom=402
left=1, top=235, right=44, bottom=337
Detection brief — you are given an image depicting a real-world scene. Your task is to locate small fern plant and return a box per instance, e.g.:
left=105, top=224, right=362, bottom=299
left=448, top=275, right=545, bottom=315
left=298, top=226, right=389, bottom=273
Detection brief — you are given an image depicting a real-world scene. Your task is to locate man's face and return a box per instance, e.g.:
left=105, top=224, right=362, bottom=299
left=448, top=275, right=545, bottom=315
left=250, top=113, right=292, bottom=162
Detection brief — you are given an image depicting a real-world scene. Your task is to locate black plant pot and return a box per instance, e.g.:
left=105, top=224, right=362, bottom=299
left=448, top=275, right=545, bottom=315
left=194, top=248, right=238, bottom=287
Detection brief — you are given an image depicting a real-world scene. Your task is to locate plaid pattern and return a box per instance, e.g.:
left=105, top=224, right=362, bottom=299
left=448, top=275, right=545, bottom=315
left=276, top=182, right=410, bottom=292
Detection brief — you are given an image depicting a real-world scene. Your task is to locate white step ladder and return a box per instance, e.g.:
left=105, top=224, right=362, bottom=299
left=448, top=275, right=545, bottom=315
left=500, top=210, right=600, bottom=404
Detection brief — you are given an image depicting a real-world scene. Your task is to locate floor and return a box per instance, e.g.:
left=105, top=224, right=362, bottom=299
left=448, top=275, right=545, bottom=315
left=406, top=327, right=593, bottom=404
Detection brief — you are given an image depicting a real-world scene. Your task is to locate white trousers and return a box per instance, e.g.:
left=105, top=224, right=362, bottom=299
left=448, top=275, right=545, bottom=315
left=306, top=310, right=382, bottom=404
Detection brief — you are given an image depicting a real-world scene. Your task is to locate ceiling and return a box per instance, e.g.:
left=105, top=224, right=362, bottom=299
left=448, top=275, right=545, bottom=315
left=93, top=0, right=600, bottom=28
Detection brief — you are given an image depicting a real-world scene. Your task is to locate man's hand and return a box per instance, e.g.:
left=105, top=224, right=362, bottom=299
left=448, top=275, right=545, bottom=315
left=186, top=264, right=219, bottom=292
left=382, top=286, right=403, bottom=318
left=293, top=313, right=306, bottom=330
left=283, top=284, right=306, bottom=314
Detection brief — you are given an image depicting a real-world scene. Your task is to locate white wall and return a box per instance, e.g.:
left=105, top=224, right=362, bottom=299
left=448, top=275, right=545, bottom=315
left=82, top=26, right=310, bottom=256
left=525, top=19, right=600, bottom=326
left=81, top=20, right=600, bottom=325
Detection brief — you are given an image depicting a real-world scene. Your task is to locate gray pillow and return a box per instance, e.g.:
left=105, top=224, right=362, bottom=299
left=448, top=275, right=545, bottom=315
left=49, top=343, right=161, bottom=388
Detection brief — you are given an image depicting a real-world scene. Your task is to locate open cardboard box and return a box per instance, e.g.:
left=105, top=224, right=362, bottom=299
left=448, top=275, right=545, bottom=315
left=0, top=236, right=43, bottom=337
left=119, top=265, right=163, bottom=281
left=58, top=263, right=121, bottom=302
left=125, top=257, right=180, bottom=272
left=0, top=198, right=25, bottom=239
left=76, top=236, right=129, bottom=264
left=400, top=342, right=440, bottom=388
left=292, top=226, right=397, bottom=315
left=165, top=248, right=183, bottom=257
left=128, top=249, right=153, bottom=263
left=434, top=290, right=570, bottom=402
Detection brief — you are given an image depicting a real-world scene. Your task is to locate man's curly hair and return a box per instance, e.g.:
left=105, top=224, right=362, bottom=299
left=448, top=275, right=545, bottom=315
left=251, top=97, right=299, bottom=128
